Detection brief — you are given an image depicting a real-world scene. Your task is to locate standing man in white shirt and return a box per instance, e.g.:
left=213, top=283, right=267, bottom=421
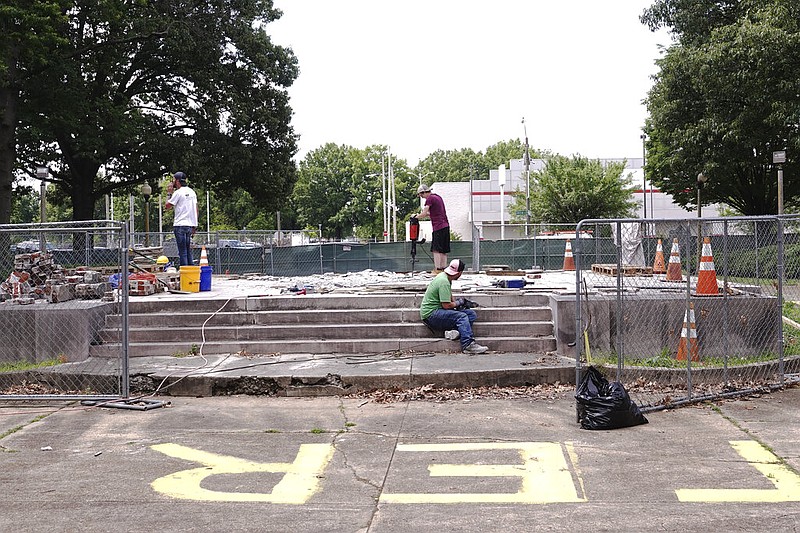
left=165, top=171, right=199, bottom=267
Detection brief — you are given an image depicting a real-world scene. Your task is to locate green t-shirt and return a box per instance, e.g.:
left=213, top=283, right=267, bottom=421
left=420, top=273, right=452, bottom=320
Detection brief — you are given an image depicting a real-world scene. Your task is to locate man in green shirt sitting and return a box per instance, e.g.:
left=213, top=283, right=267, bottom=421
left=419, top=259, right=489, bottom=354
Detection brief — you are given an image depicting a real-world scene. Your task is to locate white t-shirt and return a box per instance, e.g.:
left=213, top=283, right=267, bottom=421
left=168, top=186, right=198, bottom=227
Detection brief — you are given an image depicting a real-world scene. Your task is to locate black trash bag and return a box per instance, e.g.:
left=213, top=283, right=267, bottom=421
left=575, top=366, right=648, bottom=430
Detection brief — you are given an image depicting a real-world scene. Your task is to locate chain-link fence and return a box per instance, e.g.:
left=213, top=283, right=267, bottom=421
left=128, top=229, right=479, bottom=275
left=573, top=216, right=800, bottom=411
left=0, top=221, right=129, bottom=400
left=474, top=223, right=599, bottom=270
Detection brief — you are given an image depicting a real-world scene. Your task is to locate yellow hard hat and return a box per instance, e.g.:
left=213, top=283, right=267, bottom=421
left=156, top=255, right=169, bottom=265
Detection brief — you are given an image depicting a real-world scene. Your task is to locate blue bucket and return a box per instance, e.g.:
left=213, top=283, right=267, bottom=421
left=200, top=266, right=213, bottom=291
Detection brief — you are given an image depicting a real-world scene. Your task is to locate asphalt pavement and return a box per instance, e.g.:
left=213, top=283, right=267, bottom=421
left=1, top=385, right=799, bottom=532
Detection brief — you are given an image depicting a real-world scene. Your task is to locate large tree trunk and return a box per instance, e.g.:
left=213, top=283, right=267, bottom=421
left=0, top=47, right=19, bottom=225
left=69, top=158, right=101, bottom=251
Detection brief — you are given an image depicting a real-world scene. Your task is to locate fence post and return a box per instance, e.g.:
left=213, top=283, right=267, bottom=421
left=472, top=224, right=480, bottom=271
left=121, top=222, right=130, bottom=398
left=574, top=222, right=584, bottom=395
left=722, top=219, right=730, bottom=384
left=318, top=225, right=323, bottom=274
left=777, top=216, right=785, bottom=383
left=615, top=220, right=623, bottom=381
left=683, top=219, right=693, bottom=399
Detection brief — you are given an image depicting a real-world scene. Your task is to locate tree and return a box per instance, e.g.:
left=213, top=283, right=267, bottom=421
left=10, top=0, right=298, bottom=233
left=292, top=144, right=415, bottom=239
left=0, top=1, right=66, bottom=224
left=483, top=139, right=527, bottom=169
left=415, top=139, right=545, bottom=185
left=642, top=0, right=800, bottom=214
left=415, top=148, right=483, bottom=183
left=514, top=155, right=637, bottom=224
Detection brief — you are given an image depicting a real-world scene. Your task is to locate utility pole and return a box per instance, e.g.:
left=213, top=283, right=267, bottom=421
left=522, top=117, right=531, bottom=237
left=389, top=149, right=397, bottom=241
left=381, top=154, right=388, bottom=242
left=640, top=133, right=648, bottom=219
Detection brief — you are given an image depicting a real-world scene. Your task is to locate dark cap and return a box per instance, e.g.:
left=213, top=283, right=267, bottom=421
left=173, top=171, right=187, bottom=185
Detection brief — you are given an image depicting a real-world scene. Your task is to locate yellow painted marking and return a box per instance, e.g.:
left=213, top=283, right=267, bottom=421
left=564, top=441, right=587, bottom=501
left=150, top=443, right=334, bottom=503
left=380, top=442, right=585, bottom=504
left=676, top=440, right=800, bottom=502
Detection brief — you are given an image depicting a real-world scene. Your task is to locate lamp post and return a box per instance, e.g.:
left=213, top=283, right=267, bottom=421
left=409, top=170, right=431, bottom=210
left=640, top=133, right=647, bottom=219
left=523, top=117, right=531, bottom=236
left=35, top=166, right=48, bottom=253
left=696, top=172, right=708, bottom=268
left=140, top=182, right=152, bottom=247
left=773, top=150, right=786, bottom=215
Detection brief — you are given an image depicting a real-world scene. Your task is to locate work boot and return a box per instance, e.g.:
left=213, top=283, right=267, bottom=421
left=445, top=330, right=460, bottom=340
left=463, top=342, right=488, bottom=354
left=431, top=269, right=443, bottom=275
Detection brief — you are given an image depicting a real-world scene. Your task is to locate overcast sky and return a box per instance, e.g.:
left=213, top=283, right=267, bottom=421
left=268, top=1, right=672, bottom=166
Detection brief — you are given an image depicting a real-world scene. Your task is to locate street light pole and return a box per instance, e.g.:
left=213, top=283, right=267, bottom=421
left=773, top=150, right=786, bottom=215
left=140, top=183, right=152, bottom=247
left=696, top=172, right=708, bottom=269
left=640, top=133, right=647, bottom=219
left=35, top=166, right=48, bottom=253
left=523, top=117, right=531, bottom=237
left=409, top=170, right=431, bottom=210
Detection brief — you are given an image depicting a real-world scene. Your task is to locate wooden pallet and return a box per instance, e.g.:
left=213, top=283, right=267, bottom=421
left=591, top=264, right=653, bottom=277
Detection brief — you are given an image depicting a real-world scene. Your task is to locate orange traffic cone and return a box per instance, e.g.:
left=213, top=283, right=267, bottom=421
left=563, top=239, right=575, bottom=271
left=665, top=238, right=683, bottom=281
left=696, top=237, right=719, bottom=295
left=199, top=246, right=209, bottom=267
left=676, top=303, right=699, bottom=362
left=652, top=239, right=666, bottom=274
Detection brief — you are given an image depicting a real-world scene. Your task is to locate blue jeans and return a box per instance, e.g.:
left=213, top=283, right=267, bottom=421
left=174, top=226, right=194, bottom=266
left=424, top=308, right=477, bottom=350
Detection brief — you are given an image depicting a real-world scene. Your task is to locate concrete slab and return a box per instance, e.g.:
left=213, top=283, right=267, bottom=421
left=2, top=390, right=800, bottom=531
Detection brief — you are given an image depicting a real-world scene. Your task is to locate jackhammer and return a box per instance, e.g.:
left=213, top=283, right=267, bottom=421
left=409, top=216, right=426, bottom=272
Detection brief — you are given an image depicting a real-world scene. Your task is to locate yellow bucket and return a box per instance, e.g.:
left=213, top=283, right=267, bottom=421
left=180, top=265, right=201, bottom=293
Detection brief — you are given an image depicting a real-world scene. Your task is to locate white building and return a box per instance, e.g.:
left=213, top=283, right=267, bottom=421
left=413, top=157, right=722, bottom=241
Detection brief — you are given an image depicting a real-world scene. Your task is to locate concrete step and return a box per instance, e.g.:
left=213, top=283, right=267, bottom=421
left=126, top=292, right=552, bottom=314
left=92, top=292, right=558, bottom=360
left=103, top=306, right=553, bottom=328
left=89, top=335, right=558, bottom=358
left=99, top=320, right=554, bottom=343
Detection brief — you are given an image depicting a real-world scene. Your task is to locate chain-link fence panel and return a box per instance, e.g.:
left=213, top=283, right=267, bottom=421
left=573, top=216, right=800, bottom=412
left=475, top=223, right=610, bottom=271
left=0, top=221, right=129, bottom=400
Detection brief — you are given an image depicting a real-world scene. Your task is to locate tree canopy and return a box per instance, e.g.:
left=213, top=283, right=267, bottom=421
left=642, top=0, right=800, bottom=215
left=415, top=139, right=542, bottom=184
left=0, top=0, right=67, bottom=223
left=512, top=155, right=637, bottom=224
left=4, top=0, right=298, bottom=226
left=293, top=144, right=415, bottom=240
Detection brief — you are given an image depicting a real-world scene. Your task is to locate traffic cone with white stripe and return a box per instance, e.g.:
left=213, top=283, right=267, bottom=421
left=563, top=239, right=575, bottom=271
left=696, top=237, right=719, bottom=295
left=665, top=238, right=683, bottom=281
left=199, top=245, right=209, bottom=267
left=652, top=239, right=666, bottom=274
left=676, top=302, right=699, bottom=362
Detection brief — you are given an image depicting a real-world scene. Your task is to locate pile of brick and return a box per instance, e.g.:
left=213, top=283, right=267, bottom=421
left=0, top=252, right=112, bottom=304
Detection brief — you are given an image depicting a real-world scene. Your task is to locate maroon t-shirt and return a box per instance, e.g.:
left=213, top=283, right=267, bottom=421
left=425, top=193, right=449, bottom=231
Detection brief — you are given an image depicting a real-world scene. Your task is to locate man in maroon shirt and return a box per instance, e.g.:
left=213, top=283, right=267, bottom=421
left=416, top=184, right=450, bottom=273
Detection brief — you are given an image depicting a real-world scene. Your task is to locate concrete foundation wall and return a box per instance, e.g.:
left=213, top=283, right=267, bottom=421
left=0, top=302, right=116, bottom=364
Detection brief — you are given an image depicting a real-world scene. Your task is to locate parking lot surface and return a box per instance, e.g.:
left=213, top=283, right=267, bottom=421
left=1, top=386, right=799, bottom=532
